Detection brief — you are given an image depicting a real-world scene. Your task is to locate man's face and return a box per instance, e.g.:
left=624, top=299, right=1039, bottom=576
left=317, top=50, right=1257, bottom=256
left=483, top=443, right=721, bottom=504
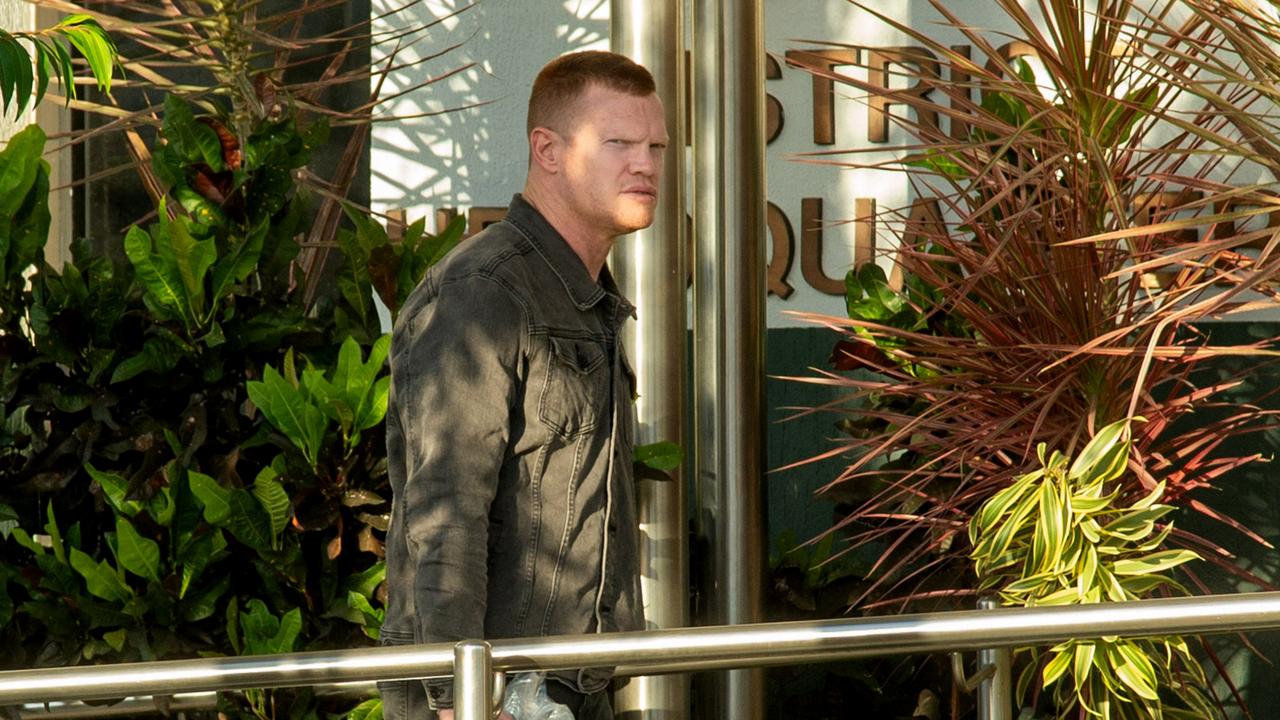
left=554, top=84, right=668, bottom=238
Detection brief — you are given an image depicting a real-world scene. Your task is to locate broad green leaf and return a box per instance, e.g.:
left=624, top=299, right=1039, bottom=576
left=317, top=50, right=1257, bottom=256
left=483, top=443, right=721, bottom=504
left=162, top=96, right=213, bottom=167
left=188, top=471, right=232, bottom=525
left=226, top=596, right=241, bottom=654
left=115, top=516, right=161, bottom=583
left=124, top=222, right=188, bottom=325
left=1100, top=506, right=1171, bottom=542
left=181, top=572, right=231, bottom=623
left=0, top=125, right=46, bottom=218
left=1073, top=642, right=1096, bottom=686
left=1042, top=648, right=1072, bottom=687
left=148, top=481, right=176, bottom=528
left=1111, top=550, right=1200, bottom=576
left=971, top=469, right=1040, bottom=542
left=634, top=441, right=685, bottom=472
left=248, top=364, right=327, bottom=468
left=1118, top=574, right=1181, bottom=597
left=162, top=209, right=216, bottom=321
left=348, top=698, right=383, bottom=720
left=353, top=335, right=393, bottom=432
left=0, top=501, right=19, bottom=540
left=240, top=600, right=302, bottom=655
left=208, top=220, right=267, bottom=305
left=49, top=35, right=74, bottom=104
left=1100, top=85, right=1158, bottom=147
left=1030, top=477, right=1064, bottom=574
left=226, top=490, right=274, bottom=553
left=0, top=35, right=26, bottom=114
left=11, top=528, right=44, bottom=556
left=31, top=38, right=51, bottom=109
left=189, top=472, right=274, bottom=552
left=1128, top=480, right=1167, bottom=512
left=252, top=471, right=291, bottom=542
left=347, top=590, right=383, bottom=628
left=178, top=528, right=225, bottom=598
left=87, top=464, right=144, bottom=516
left=1078, top=545, right=1098, bottom=600
left=1068, top=487, right=1120, bottom=515
left=1111, top=642, right=1159, bottom=701
left=56, top=17, right=117, bottom=95
left=44, top=502, right=65, bottom=565
left=1001, top=571, right=1054, bottom=595
left=1068, top=418, right=1133, bottom=484
left=343, top=561, right=386, bottom=598
left=360, top=376, right=391, bottom=437
left=104, top=628, right=127, bottom=652
left=69, top=547, right=132, bottom=603
left=420, top=213, right=466, bottom=265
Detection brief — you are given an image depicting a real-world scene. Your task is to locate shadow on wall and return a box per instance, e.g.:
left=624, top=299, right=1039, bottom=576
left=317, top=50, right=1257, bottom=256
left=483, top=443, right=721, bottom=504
left=371, top=0, right=608, bottom=222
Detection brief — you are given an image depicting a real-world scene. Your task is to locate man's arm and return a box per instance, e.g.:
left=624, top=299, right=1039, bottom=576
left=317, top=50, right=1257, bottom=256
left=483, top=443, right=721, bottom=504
left=391, top=274, right=526, bottom=710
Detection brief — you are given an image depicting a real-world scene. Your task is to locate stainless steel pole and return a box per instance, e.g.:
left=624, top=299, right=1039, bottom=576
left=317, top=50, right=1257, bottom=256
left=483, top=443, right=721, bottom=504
left=609, top=0, right=690, bottom=717
left=453, top=641, right=492, bottom=720
left=693, top=0, right=767, bottom=716
left=977, top=598, right=1013, bottom=720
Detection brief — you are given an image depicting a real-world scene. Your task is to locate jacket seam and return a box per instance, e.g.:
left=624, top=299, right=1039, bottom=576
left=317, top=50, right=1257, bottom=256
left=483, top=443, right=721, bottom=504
left=540, top=433, right=587, bottom=634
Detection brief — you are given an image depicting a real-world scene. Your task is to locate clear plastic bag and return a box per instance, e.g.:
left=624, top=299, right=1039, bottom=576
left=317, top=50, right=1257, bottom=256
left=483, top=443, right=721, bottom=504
left=501, top=672, right=574, bottom=720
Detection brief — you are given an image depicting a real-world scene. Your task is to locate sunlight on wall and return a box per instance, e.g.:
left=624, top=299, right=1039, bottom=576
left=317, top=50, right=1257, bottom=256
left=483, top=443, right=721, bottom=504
left=370, top=0, right=607, bottom=230
left=0, top=0, right=33, bottom=144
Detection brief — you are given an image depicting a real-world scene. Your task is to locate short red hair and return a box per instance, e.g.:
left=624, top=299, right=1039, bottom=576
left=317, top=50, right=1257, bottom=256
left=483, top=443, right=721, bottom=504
left=527, top=51, right=656, bottom=136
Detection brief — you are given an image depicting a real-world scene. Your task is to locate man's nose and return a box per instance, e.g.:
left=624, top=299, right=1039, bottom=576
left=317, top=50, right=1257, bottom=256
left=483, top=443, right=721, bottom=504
left=632, top=148, right=658, bottom=176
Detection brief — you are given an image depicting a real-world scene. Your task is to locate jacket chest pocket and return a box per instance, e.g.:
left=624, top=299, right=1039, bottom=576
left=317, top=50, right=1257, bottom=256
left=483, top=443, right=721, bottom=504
left=538, top=336, right=609, bottom=438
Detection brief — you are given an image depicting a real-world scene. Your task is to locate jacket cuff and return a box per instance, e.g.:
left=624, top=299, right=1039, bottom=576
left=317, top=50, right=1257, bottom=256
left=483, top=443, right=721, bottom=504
left=425, top=679, right=453, bottom=710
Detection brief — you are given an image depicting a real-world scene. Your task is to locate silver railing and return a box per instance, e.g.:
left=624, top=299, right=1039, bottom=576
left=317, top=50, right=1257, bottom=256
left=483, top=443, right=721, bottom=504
left=4, top=592, right=1280, bottom=719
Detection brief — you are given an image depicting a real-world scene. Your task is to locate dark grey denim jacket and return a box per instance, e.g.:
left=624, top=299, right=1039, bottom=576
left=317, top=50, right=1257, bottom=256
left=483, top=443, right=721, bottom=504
left=380, top=195, right=642, bottom=712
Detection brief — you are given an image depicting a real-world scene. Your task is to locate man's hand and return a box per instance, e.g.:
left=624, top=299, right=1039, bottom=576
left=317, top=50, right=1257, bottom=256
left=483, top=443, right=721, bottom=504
left=435, top=710, right=514, bottom=720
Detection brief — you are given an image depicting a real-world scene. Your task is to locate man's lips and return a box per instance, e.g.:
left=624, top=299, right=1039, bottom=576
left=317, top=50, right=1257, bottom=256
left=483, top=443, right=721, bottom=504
left=624, top=188, right=657, bottom=201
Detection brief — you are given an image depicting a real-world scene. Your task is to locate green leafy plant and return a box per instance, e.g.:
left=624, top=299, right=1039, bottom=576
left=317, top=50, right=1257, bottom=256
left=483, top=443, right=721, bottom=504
left=971, top=419, right=1211, bottom=718
left=0, top=86, right=454, bottom=720
left=249, top=337, right=389, bottom=473
left=0, top=13, right=116, bottom=114
left=0, top=124, right=50, bottom=298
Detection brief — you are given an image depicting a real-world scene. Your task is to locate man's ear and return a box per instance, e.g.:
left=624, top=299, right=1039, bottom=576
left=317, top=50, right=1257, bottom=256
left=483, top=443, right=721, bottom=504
left=529, top=127, right=560, bottom=173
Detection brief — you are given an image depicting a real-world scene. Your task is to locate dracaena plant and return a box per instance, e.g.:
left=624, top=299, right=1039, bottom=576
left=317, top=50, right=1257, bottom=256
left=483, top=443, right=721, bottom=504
left=782, top=0, right=1280, bottom=714
left=970, top=418, right=1210, bottom=718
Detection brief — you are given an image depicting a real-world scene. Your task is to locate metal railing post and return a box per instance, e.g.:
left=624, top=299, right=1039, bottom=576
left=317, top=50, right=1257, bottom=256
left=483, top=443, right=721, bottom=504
left=977, top=598, right=1012, bottom=720
left=454, top=640, right=493, bottom=720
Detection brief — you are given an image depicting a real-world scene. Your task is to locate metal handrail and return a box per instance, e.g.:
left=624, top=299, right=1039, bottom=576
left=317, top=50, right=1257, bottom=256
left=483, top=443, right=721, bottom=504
left=2, top=592, right=1280, bottom=711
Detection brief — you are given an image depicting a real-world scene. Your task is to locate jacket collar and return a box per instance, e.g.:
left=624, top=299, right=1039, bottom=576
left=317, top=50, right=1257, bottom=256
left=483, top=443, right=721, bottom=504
left=503, top=194, right=636, bottom=319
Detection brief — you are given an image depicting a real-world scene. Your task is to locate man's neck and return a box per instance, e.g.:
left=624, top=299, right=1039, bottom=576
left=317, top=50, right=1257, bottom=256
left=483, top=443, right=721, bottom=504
left=521, top=185, right=612, bottom=281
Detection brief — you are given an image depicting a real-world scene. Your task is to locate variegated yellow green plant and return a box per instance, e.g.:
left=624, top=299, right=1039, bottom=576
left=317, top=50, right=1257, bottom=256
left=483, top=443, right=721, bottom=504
left=970, top=418, right=1214, bottom=719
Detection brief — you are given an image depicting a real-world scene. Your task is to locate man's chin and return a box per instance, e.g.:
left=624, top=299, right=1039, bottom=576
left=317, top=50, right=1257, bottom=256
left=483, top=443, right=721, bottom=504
left=616, top=212, right=656, bottom=234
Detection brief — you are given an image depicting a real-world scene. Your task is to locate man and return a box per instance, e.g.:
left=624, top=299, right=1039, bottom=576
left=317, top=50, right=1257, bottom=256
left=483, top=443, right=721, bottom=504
left=380, top=50, right=668, bottom=720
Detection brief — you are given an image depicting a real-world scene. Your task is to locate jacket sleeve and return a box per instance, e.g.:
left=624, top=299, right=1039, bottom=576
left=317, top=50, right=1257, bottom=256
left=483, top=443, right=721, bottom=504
left=389, top=274, right=526, bottom=709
